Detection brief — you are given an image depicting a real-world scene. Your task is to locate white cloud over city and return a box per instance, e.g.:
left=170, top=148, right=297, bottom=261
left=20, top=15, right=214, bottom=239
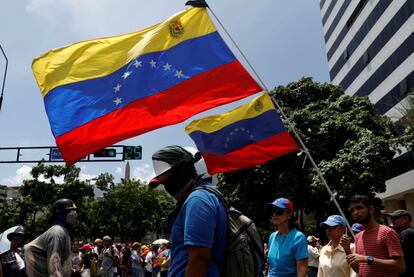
left=1, top=166, right=97, bottom=186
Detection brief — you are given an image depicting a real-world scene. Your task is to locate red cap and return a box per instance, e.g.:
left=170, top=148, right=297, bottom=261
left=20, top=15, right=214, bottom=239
left=149, top=169, right=173, bottom=188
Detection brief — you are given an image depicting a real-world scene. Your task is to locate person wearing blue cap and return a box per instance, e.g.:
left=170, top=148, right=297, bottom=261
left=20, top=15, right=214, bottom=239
left=265, top=198, right=308, bottom=277
left=318, top=215, right=357, bottom=277
left=351, top=223, right=363, bottom=234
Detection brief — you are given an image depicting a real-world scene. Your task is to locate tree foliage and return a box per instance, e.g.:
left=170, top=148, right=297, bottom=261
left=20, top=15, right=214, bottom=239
left=89, top=177, right=174, bottom=242
left=397, top=90, right=414, bottom=150
left=0, top=163, right=174, bottom=242
left=218, top=78, right=397, bottom=231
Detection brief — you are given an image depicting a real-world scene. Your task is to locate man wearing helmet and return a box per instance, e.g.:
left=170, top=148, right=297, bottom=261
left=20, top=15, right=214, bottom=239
left=150, top=145, right=228, bottom=277
left=24, top=198, right=78, bottom=277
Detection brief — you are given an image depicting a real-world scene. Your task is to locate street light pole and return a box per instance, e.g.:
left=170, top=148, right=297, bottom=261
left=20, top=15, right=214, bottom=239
left=0, top=44, right=8, bottom=112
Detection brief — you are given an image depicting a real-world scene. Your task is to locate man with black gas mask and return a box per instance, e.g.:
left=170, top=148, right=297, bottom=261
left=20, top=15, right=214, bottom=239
left=149, top=145, right=228, bottom=277
left=24, top=199, right=78, bottom=277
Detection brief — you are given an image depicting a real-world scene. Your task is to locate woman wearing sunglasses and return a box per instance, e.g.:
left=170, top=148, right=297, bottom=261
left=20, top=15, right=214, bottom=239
left=265, top=198, right=308, bottom=277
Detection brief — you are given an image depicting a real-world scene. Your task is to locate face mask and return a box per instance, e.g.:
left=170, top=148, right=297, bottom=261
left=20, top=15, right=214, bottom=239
left=66, top=210, right=78, bottom=225
left=164, top=181, right=183, bottom=196
left=162, top=163, right=194, bottom=196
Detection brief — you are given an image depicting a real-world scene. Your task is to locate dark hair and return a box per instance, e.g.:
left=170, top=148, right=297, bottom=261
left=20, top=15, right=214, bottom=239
left=288, top=215, right=297, bottom=230
left=348, top=195, right=374, bottom=208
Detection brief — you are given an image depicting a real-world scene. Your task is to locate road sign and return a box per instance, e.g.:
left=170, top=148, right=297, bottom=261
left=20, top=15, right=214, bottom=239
left=50, top=148, right=63, bottom=160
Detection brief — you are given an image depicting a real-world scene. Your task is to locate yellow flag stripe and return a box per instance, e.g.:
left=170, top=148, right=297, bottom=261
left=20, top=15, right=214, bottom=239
left=185, top=93, right=275, bottom=134
left=32, top=8, right=216, bottom=97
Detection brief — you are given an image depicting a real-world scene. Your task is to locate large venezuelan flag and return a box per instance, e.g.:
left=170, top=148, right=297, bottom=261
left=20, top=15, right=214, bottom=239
left=185, top=93, right=298, bottom=174
left=32, top=7, right=261, bottom=165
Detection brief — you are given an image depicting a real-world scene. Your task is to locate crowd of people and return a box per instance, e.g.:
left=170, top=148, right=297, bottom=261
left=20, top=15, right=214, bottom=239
left=264, top=195, right=413, bottom=277
left=0, top=145, right=413, bottom=277
left=67, top=237, right=171, bottom=277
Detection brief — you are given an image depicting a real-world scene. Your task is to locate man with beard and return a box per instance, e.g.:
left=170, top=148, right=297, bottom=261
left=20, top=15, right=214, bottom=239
left=24, top=199, right=78, bottom=277
left=385, top=209, right=414, bottom=277
left=345, top=195, right=405, bottom=277
left=149, top=145, right=228, bottom=277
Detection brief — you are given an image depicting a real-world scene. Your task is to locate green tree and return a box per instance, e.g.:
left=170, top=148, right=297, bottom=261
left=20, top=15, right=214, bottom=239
left=91, top=177, right=174, bottom=242
left=3, top=163, right=94, bottom=239
left=397, top=90, right=414, bottom=150
left=218, top=78, right=397, bottom=231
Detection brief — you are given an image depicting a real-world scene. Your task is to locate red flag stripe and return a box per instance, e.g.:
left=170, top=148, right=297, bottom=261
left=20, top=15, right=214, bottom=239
left=201, top=131, right=298, bottom=175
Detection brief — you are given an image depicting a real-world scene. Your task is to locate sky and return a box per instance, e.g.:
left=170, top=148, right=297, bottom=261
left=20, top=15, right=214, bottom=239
left=0, top=0, right=329, bottom=186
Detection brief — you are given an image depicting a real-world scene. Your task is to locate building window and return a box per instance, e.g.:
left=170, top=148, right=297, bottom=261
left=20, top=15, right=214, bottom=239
left=346, top=0, right=368, bottom=29
left=399, top=79, right=408, bottom=95
left=343, top=48, right=349, bottom=61
left=363, top=51, right=370, bottom=65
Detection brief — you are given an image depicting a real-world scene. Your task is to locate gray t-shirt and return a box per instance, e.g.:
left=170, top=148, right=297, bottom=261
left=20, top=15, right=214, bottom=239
left=24, top=225, right=72, bottom=277
left=100, top=246, right=118, bottom=275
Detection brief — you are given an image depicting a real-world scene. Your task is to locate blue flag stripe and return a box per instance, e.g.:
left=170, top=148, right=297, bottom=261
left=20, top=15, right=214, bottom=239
left=188, top=109, right=287, bottom=155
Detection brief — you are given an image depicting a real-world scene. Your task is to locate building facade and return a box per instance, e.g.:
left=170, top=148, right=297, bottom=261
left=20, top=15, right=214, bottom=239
left=0, top=185, right=7, bottom=210
left=320, top=0, right=414, bottom=215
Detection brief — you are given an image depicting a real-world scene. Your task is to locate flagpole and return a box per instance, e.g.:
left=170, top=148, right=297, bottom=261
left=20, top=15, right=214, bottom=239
left=205, top=2, right=355, bottom=238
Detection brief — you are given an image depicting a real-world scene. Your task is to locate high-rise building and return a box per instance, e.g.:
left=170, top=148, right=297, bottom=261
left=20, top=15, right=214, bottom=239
left=320, top=0, right=414, bottom=214
left=321, top=0, right=414, bottom=125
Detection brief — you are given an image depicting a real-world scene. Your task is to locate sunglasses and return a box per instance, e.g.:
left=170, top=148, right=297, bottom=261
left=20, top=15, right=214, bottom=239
left=271, top=208, right=287, bottom=216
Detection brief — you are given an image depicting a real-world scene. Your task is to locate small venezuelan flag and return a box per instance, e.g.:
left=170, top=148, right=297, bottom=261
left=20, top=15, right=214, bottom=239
left=32, top=7, right=261, bottom=165
left=185, top=93, right=298, bottom=174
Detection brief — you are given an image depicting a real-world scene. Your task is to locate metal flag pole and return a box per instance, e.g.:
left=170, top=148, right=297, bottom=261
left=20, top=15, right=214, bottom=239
left=204, top=1, right=355, bottom=238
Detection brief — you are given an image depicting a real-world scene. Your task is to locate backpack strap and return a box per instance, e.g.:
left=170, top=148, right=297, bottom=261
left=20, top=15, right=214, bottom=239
left=193, top=185, right=230, bottom=211
left=166, top=176, right=214, bottom=232
left=192, top=185, right=230, bottom=270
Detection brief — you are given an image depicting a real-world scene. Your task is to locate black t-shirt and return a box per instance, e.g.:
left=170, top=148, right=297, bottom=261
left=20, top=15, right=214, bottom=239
left=399, top=226, right=414, bottom=277
left=82, top=253, right=92, bottom=269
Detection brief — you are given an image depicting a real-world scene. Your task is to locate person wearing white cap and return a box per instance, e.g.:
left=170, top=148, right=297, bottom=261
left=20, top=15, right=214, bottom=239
left=318, top=215, right=357, bottom=277
left=306, top=235, right=320, bottom=277
left=100, top=236, right=118, bottom=277
left=149, top=145, right=228, bottom=277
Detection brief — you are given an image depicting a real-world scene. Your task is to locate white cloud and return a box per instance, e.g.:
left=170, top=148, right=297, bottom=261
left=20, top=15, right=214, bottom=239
left=132, top=163, right=153, bottom=183
left=0, top=166, right=97, bottom=186
left=79, top=173, right=97, bottom=182
left=1, top=166, right=32, bottom=186
left=115, top=167, right=122, bottom=175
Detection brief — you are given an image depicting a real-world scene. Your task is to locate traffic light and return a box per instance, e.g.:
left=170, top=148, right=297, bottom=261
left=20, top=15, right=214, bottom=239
left=123, top=146, right=142, bottom=160
left=93, top=148, right=116, bottom=158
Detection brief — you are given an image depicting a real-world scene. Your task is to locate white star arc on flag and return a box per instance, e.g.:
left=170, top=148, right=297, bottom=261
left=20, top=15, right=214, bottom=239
left=113, top=83, right=121, bottom=93
left=174, top=70, right=184, bottom=78
left=113, top=97, right=123, bottom=105
left=149, top=60, right=157, bottom=68
left=133, top=60, right=142, bottom=68
left=163, top=63, right=172, bottom=71
left=122, top=71, right=132, bottom=79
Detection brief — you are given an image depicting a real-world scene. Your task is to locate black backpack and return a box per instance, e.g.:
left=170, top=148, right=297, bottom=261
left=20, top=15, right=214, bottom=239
left=193, top=186, right=265, bottom=277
